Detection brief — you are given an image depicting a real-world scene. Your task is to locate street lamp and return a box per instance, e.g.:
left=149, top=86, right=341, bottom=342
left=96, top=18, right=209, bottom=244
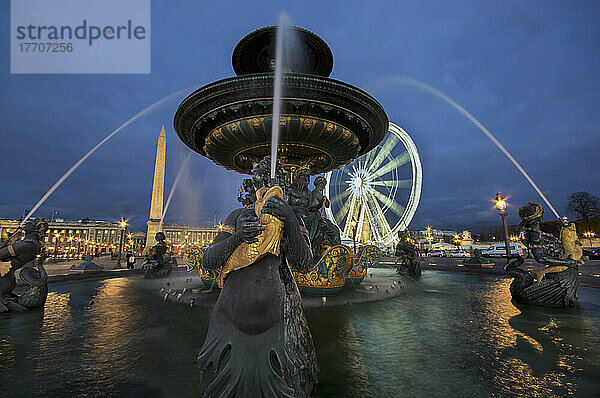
left=68, top=235, right=74, bottom=258
left=453, top=233, right=461, bottom=249
left=116, top=219, right=127, bottom=268
left=495, top=192, right=511, bottom=261
left=583, top=231, right=596, bottom=248
left=350, top=218, right=358, bottom=254
left=424, top=226, right=434, bottom=251
left=75, top=237, right=81, bottom=258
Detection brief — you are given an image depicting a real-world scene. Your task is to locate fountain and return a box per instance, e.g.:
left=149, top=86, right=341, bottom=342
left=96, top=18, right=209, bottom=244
left=174, top=28, right=387, bottom=176
left=173, top=24, right=388, bottom=396
left=176, top=25, right=387, bottom=295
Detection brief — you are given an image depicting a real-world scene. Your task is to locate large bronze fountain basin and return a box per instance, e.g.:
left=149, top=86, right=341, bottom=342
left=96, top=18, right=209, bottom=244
left=173, top=26, right=388, bottom=175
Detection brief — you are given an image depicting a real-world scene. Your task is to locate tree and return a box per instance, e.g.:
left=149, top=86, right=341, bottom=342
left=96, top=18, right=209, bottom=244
left=566, top=192, right=600, bottom=221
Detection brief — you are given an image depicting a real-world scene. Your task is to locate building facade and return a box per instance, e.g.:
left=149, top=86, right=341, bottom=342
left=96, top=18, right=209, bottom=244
left=0, top=218, right=221, bottom=257
left=0, top=218, right=128, bottom=257
left=155, top=224, right=220, bottom=251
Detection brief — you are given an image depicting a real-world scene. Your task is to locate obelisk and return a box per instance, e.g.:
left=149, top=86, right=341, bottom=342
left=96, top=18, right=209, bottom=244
left=145, top=126, right=166, bottom=254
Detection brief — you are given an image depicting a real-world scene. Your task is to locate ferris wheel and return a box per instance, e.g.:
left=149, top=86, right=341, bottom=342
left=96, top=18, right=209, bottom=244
left=325, top=122, right=422, bottom=246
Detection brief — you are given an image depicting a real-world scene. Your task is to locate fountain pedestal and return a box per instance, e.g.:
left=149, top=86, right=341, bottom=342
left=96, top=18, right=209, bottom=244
left=174, top=25, right=389, bottom=397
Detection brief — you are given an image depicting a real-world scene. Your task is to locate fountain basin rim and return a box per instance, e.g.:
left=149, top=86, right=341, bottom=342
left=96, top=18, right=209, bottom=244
left=174, top=73, right=389, bottom=168
left=175, top=73, right=386, bottom=121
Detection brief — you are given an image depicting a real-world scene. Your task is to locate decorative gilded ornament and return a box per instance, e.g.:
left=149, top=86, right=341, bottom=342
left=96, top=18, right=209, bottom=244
left=220, top=185, right=284, bottom=285
left=250, top=118, right=261, bottom=129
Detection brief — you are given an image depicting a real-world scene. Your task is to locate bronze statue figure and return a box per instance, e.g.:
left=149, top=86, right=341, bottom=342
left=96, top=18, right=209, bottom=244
left=197, top=157, right=318, bottom=397
left=237, top=178, right=257, bottom=208
left=0, top=217, right=49, bottom=312
left=143, top=232, right=174, bottom=279
left=287, top=168, right=311, bottom=217
left=395, top=229, right=421, bottom=277
left=505, top=202, right=581, bottom=307
left=464, top=248, right=494, bottom=268
left=305, top=176, right=341, bottom=260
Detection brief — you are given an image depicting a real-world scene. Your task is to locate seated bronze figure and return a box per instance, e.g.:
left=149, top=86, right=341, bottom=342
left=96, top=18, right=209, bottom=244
left=143, top=232, right=174, bottom=279
left=0, top=217, right=49, bottom=312
left=505, top=202, right=581, bottom=307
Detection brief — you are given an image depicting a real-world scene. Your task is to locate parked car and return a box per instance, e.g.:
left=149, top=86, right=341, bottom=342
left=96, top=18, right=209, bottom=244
left=586, top=248, right=600, bottom=260
left=448, top=250, right=470, bottom=258
left=482, top=243, right=524, bottom=257
left=429, top=250, right=446, bottom=257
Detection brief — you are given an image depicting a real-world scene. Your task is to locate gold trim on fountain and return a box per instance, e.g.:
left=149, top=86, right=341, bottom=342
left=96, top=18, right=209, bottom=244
left=202, top=115, right=361, bottom=174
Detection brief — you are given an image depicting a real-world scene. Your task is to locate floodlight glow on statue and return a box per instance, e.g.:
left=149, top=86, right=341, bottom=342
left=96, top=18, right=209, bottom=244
left=326, top=122, right=422, bottom=246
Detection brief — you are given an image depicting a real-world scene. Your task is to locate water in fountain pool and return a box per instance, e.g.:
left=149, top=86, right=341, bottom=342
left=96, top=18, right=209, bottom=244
left=1, top=269, right=599, bottom=397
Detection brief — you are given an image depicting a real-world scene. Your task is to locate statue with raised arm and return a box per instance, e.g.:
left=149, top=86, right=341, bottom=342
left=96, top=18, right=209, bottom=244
left=305, top=176, right=341, bottom=260
left=197, top=157, right=318, bottom=397
left=505, top=202, right=581, bottom=307
left=0, top=217, right=49, bottom=312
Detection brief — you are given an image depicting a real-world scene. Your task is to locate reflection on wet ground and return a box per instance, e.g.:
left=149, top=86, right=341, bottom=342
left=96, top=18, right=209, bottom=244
left=1, top=270, right=599, bottom=397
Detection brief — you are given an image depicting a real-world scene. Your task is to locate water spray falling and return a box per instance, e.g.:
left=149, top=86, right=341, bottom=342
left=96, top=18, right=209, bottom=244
left=390, top=76, right=561, bottom=220
left=271, top=12, right=291, bottom=180
left=19, top=86, right=195, bottom=228
left=158, top=153, right=192, bottom=232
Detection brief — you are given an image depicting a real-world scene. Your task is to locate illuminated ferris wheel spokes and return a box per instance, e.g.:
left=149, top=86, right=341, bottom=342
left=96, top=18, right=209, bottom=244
left=325, top=122, right=422, bottom=246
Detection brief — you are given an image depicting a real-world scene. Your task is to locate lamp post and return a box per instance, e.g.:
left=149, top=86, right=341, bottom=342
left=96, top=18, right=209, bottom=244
left=495, top=192, right=511, bottom=262
left=583, top=231, right=595, bottom=248
left=116, top=219, right=127, bottom=268
left=453, top=233, right=461, bottom=249
left=67, top=235, right=74, bottom=258
left=127, top=233, right=133, bottom=254
left=53, top=232, right=60, bottom=262
left=425, top=226, right=433, bottom=254
left=350, top=218, right=358, bottom=254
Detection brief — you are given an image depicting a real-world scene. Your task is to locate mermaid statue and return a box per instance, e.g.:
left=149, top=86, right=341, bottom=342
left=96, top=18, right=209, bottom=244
left=0, top=217, right=49, bottom=312
left=198, top=157, right=318, bottom=397
left=505, top=202, right=581, bottom=307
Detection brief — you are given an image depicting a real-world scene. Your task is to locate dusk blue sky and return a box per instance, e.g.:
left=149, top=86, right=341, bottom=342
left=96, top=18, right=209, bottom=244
left=1, top=1, right=599, bottom=232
